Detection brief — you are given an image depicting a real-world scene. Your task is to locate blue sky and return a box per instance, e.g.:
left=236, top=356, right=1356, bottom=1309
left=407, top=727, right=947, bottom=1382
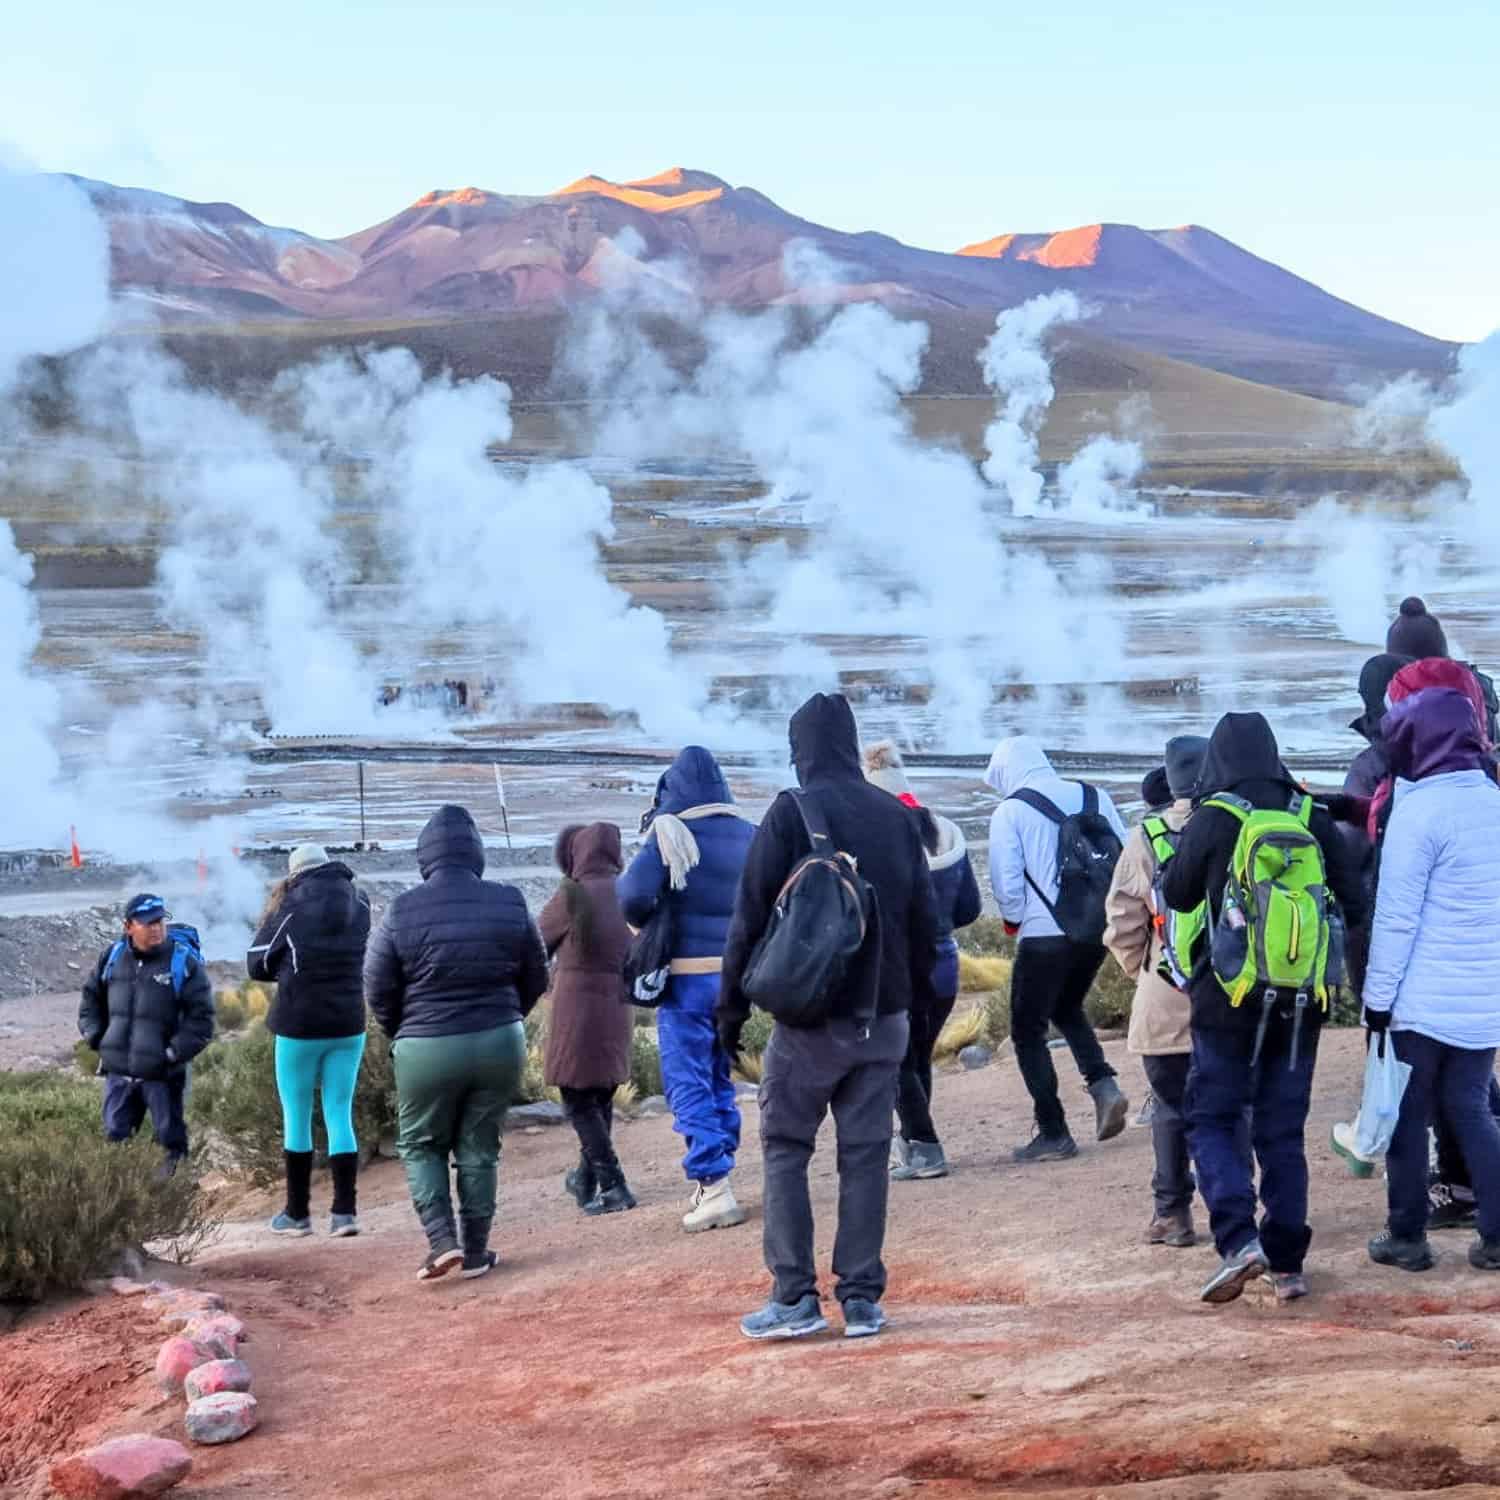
left=4, top=0, right=1495, bottom=340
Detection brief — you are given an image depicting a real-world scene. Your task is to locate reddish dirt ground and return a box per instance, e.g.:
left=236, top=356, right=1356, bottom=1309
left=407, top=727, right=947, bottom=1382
left=10, top=1028, right=1500, bottom=1499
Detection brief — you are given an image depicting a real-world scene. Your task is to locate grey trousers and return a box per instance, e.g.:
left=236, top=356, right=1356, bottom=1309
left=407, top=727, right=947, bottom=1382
left=759, top=1013, right=909, bottom=1307
left=1142, top=1052, right=1195, bottom=1217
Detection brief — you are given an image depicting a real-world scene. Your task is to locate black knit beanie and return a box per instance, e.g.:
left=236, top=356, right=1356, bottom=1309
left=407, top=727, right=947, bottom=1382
left=1386, top=597, right=1448, bottom=660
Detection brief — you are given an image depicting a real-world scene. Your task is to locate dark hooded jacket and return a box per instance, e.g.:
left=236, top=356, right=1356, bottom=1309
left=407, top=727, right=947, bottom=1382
left=363, top=805, right=548, bottom=1040
left=1161, top=712, right=1365, bottom=1033
left=718, top=693, right=940, bottom=1027
left=80, top=935, right=215, bottom=1081
left=617, top=745, right=757, bottom=961
left=246, top=862, right=370, bottom=1039
left=539, top=822, right=634, bottom=1090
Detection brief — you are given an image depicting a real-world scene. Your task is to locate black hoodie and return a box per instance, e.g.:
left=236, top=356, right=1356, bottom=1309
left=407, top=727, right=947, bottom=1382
left=719, top=694, right=940, bottom=1026
left=1161, top=712, right=1365, bottom=1033
left=363, top=805, right=549, bottom=1040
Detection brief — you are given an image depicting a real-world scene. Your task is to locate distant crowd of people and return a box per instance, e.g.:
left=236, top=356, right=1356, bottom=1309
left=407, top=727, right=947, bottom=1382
left=79, top=595, right=1500, bottom=1331
left=376, top=677, right=493, bottom=714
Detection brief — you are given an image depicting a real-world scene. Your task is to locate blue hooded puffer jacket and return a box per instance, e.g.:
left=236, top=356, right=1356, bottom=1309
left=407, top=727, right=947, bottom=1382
left=617, top=746, right=757, bottom=961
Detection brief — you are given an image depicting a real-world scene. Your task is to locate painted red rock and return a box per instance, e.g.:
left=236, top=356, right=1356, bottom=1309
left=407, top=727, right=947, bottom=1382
left=154, top=1337, right=213, bottom=1394
left=49, top=1434, right=192, bottom=1497
left=183, top=1391, right=259, bottom=1445
left=182, top=1313, right=246, bottom=1357
left=183, top=1359, right=253, bottom=1402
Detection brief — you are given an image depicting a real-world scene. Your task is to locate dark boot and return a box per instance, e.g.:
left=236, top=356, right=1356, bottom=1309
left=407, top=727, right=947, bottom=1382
left=584, top=1161, right=638, bottom=1216
left=564, top=1154, right=597, bottom=1210
left=416, top=1201, right=461, bottom=1281
left=271, top=1149, right=314, bottom=1234
left=329, top=1152, right=360, bottom=1237
left=461, top=1215, right=497, bottom=1279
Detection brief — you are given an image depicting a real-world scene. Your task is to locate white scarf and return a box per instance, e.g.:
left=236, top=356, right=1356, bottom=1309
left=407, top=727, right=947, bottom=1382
left=648, top=803, right=752, bottom=890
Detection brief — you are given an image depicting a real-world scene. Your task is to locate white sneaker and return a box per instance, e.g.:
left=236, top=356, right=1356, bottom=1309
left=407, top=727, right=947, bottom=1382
left=682, top=1178, right=748, bottom=1233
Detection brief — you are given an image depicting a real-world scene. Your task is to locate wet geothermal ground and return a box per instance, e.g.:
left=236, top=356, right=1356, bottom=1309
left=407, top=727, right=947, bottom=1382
left=9, top=1028, right=1500, bottom=1500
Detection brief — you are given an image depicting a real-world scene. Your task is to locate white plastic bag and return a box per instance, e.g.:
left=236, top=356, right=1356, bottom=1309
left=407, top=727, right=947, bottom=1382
left=1354, top=1032, right=1413, bottom=1159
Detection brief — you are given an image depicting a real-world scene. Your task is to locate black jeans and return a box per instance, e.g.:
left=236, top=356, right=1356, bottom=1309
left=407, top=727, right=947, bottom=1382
left=560, top=1086, right=620, bottom=1179
left=897, top=988, right=958, bottom=1145
left=1010, top=938, right=1113, bottom=1138
left=1142, top=1053, right=1194, bottom=1217
left=760, top=1014, right=908, bottom=1307
left=1387, top=1033, right=1500, bottom=1241
left=1435, top=1074, right=1500, bottom=1192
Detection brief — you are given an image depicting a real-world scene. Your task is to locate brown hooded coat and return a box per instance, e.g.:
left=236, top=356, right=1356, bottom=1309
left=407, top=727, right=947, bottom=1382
left=539, top=823, right=633, bottom=1090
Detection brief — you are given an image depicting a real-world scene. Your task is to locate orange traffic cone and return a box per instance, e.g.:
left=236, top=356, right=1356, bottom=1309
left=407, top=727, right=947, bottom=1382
left=69, top=826, right=83, bottom=870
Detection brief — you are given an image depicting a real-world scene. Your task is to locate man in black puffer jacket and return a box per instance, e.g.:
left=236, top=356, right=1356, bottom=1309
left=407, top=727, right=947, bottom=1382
left=79, top=892, right=215, bottom=1168
left=720, top=693, right=940, bottom=1342
left=364, top=805, right=549, bottom=1281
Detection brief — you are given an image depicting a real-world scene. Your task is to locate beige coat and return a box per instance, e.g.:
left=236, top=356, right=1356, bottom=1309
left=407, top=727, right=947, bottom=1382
left=1104, top=800, right=1193, bottom=1057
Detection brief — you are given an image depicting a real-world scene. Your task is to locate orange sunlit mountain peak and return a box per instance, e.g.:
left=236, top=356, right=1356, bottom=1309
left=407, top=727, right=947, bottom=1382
left=553, top=169, right=727, bottom=213
left=958, top=224, right=1110, bottom=268
left=410, top=187, right=494, bottom=209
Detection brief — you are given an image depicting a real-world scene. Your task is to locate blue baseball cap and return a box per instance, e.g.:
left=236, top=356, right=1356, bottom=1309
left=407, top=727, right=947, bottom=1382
left=124, top=893, right=168, bottom=923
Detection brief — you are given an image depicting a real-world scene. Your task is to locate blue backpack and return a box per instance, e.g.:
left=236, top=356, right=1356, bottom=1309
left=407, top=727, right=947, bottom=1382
left=103, top=922, right=204, bottom=996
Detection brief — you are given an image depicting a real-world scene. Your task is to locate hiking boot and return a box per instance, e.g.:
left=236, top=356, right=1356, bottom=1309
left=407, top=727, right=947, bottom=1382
left=1012, top=1131, right=1078, bottom=1164
left=891, top=1140, right=949, bottom=1181
left=889, top=1136, right=911, bottom=1172
left=564, top=1157, right=597, bottom=1211
left=461, top=1250, right=499, bottom=1281
left=1267, top=1271, right=1309, bottom=1303
left=269, top=1212, right=312, bottom=1237
left=584, top=1180, right=638, bottom=1216
left=841, top=1297, right=887, bottom=1339
left=1134, top=1091, right=1157, bottom=1128
left=1469, top=1237, right=1500, bottom=1271
left=329, top=1214, right=360, bottom=1238
left=1429, top=1182, right=1478, bottom=1231
left=1330, top=1120, right=1377, bottom=1180
left=416, top=1245, right=463, bottom=1282
left=682, top=1178, right=747, bottom=1232
left=1368, top=1229, right=1435, bottom=1272
left=1200, top=1239, right=1269, bottom=1304
left=740, top=1294, right=828, bottom=1341
left=1089, top=1077, right=1129, bottom=1142
left=1146, top=1209, right=1197, bottom=1248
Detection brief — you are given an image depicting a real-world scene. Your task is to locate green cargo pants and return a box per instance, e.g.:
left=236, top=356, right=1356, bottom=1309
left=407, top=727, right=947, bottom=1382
left=392, top=1021, right=526, bottom=1248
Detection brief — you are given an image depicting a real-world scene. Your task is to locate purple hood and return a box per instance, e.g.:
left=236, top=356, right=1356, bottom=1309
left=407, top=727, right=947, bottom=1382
left=1382, top=687, right=1489, bottom=781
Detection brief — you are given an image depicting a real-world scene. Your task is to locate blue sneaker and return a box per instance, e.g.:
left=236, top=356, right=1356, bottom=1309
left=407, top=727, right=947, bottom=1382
left=841, top=1297, right=887, bottom=1339
left=269, top=1212, right=312, bottom=1237
left=740, top=1294, right=828, bottom=1340
left=329, top=1214, right=360, bottom=1238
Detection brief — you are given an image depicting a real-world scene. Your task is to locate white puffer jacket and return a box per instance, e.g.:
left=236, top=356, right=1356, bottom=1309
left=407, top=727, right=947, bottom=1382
left=985, top=736, right=1128, bottom=942
left=1363, top=769, right=1500, bottom=1048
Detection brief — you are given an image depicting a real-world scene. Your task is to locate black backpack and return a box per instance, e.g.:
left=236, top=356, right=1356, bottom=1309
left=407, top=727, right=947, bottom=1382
left=740, top=791, right=875, bottom=1029
left=1006, top=785, right=1122, bottom=943
left=1468, top=664, right=1500, bottom=745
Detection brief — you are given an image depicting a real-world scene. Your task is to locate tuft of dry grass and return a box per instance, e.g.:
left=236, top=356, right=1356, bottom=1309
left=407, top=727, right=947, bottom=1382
left=932, top=1004, right=986, bottom=1062
left=959, top=953, right=1012, bottom=993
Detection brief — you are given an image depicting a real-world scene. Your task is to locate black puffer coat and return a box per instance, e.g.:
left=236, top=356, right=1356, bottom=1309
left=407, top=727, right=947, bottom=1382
left=364, top=805, right=549, bottom=1040
left=719, top=693, right=940, bottom=1027
left=79, top=939, right=215, bottom=1080
left=247, top=862, right=371, bottom=1039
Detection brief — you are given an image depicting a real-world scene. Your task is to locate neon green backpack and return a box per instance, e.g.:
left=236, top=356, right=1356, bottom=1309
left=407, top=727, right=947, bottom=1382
left=1142, top=815, right=1206, bottom=990
left=1203, top=791, right=1335, bottom=1065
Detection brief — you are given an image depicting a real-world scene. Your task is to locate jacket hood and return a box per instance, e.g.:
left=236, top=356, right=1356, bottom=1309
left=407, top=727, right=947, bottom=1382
left=927, top=814, right=968, bottom=872
left=557, top=821, right=623, bottom=879
left=1196, top=712, right=1285, bottom=799
left=983, top=735, right=1053, bottom=799
left=1352, top=653, right=1414, bottom=741
left=789, top=693, right=862, bottom=785
left=651, top=745, right=734, bottom=817
left=417, top=804, right=485, bottom=879
left=1383, top=687, right=1490, bottom=781
left=1389, top=657, right=1491, bottom=748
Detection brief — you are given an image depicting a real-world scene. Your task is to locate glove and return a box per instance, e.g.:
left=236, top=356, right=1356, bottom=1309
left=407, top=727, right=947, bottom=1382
left=1363, top=1007, right=1391, bottom=1035
left=1003, top=920, right=1021, bottom=938
left=716, top=1014, right=745, bottom=1063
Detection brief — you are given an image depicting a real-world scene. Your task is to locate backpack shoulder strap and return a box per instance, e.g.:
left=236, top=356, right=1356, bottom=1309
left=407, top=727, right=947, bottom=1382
left=169, top=941, right=197, bottom=997
left=1008, top=788, right=1065, bottom=825
left=1081, top=783, right=1099, bottom=817
left=102, top=938, right=126, bottom=982
left=1203, top=793, right=1254, bottom=823
left=1291, top=792, right=1314, bottom=828
left=786, top=788, right=833, bottom=851
left=1141, top=816, right=1177, bottom=863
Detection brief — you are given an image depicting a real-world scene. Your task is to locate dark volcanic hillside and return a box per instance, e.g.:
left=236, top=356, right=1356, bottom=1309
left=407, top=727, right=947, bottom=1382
left=61, top=167, right=1455, bottom=397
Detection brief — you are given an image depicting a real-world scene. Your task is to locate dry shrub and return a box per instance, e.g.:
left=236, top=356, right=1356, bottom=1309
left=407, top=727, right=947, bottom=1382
left=0, top=1071, right=217, bottom=1301
left=959, top=953, right=1012, bottom=993
left=932, top=1003, right=986, bottom=1062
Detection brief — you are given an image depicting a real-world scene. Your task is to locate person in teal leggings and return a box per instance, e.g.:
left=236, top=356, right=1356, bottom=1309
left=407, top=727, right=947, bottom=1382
left=248, top=845, right=372, bottom=1237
